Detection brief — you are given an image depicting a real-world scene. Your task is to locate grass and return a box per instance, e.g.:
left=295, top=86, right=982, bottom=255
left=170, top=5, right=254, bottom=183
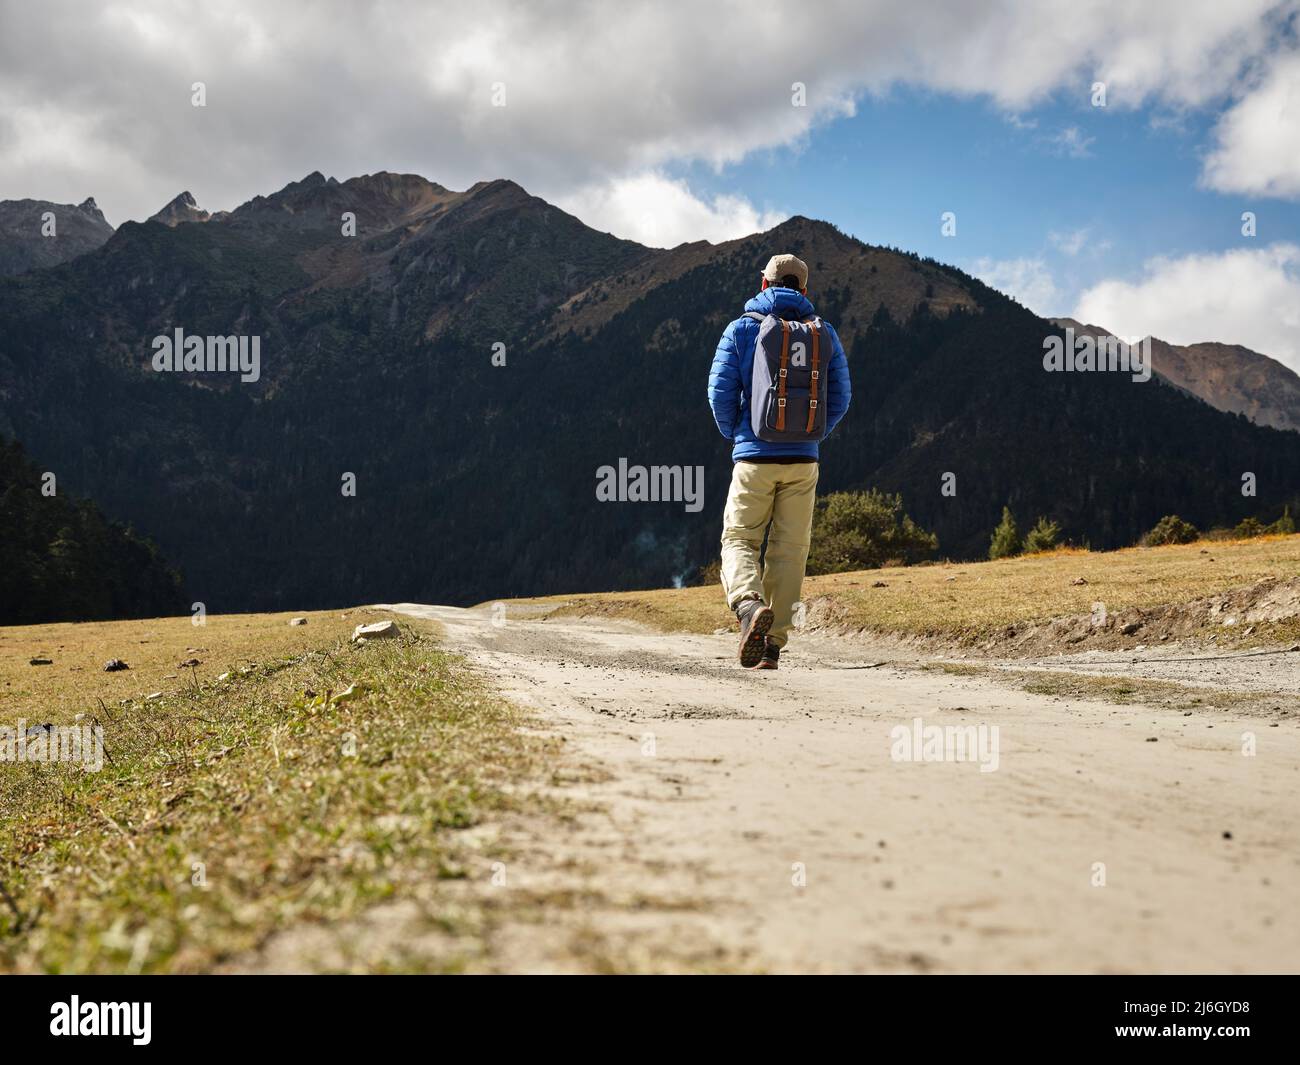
left=0, top=608, right=563, bottom=973
left=500, top=535, right=1300, bottom=645
left=0, top=609, right=744, bottom=973
left=1, top=608, right=368, bottom=724
left=930, top=662, right=1295, bottom=716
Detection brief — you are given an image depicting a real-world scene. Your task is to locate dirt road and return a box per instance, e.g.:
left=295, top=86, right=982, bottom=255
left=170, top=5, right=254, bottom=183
left=383, top=602, right=1300, bottom=974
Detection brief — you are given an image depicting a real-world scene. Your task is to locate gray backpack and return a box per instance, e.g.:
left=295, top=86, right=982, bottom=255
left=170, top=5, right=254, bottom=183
left=744, top=311, right=828, bottom=442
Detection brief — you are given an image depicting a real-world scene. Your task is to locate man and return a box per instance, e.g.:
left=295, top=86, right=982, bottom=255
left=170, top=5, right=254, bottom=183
left=707, top=253, right=851, bottom=669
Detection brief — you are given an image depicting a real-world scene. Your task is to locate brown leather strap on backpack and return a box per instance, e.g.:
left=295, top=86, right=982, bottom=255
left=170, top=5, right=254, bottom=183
left=776, top=320, right=790, bottom=431
left=806, top=320, right=821, bottom=433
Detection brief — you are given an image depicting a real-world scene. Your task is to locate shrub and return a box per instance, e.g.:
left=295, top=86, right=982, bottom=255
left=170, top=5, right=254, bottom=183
left=1267, top=506, right=1296, bottom=536
left=1146, top=514, right=1199, bottom=546
left=988, top=506, right=1022, bottom=559
left=1232, top=516, right=1266, bottom=539
left=1023, top=516, right=1061, bottom=554
left=805, top=490, right=938, bottom=575
left=692, top=558, right=722, bottom=587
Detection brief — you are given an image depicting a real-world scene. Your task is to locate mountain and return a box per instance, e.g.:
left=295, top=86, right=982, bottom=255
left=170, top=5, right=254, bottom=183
left=2, top=171, right=1299, bottom=615
left=0, top=197, right=114, bottom=276
left=149, top=191, right=222, bottom=227
left=0, top=435, right=184, bottom=624
left=1053, top=318, right=1300, bottom=433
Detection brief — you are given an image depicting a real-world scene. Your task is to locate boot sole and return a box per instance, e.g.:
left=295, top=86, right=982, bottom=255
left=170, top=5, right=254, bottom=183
left=738, top=607, right=774, bottom=668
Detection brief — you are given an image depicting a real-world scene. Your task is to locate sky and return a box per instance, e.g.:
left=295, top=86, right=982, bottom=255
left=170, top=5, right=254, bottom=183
left=2, top=0, right=1299, bottom=368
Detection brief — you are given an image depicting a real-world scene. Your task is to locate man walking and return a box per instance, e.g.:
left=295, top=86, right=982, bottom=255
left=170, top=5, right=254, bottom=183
left=707, top=254, right=851, bottom=669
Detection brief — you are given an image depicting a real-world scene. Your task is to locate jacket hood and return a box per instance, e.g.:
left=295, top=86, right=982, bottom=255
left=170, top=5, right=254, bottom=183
left=744, top=286, right=816, bottom=320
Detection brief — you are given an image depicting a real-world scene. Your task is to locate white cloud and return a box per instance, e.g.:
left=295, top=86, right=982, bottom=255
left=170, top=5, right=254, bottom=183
left=971, top=257, right=1062, bottom=315
left=1202, top=51, right=1300, bottom=199
left=1046, top=126, right=1095, bottom=158
left=1079, top=1, right=1284, bottom=108
left=0, top=0, right=1292, bottom=226
left=1049, top=228, right=1089, bottom=256
left=1048, top=226, right=1111, bottom=257
left=1073, top=243, right=1300, bottom=372
left=555, top=173, right=786, bottom=248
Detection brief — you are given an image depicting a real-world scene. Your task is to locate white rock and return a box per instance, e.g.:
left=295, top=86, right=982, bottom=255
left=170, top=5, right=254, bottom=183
left=290, top=617, right=307, bottom=626
left=352, top=620, right=398, bottom=641
left=146, top=691, right=164, bottom=701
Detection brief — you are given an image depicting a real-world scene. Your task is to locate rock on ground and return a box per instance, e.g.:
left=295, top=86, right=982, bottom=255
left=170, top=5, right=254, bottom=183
left=352, top=620, right=398, bottom=641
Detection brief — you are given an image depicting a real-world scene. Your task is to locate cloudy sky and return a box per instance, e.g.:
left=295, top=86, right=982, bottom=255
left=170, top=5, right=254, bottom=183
left=2, top=0, right=1299, bottom=367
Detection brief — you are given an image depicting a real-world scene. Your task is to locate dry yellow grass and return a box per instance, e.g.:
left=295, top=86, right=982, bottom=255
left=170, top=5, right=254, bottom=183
left=0, top=608, right=385, bottom=724
left=0, top=608, right=734, bottom=974
left=501, top=535, right=1300, bottom=642
left=931, top=662, right=1289, bottom=715
left=0, top=609, right=570, bottom=973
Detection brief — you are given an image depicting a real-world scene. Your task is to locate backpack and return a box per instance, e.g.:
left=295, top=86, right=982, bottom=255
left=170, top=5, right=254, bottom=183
left=744, top=311, right=828, bottom=442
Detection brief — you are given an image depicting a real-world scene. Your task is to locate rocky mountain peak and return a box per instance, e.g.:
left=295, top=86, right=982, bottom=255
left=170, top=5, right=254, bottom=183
left=148, top=191, right=212, bottom=227
left=76, top=197, right=107, bottom=222
left=0, top=195, right=115, bottom=275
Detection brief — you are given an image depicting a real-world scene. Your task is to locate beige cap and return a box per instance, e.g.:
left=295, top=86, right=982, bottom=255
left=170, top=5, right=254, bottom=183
left=762, top=253, right=808, bottom=289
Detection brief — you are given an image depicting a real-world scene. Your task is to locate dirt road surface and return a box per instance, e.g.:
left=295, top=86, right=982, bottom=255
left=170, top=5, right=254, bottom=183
left=382, top=602, right=1300, bottom=974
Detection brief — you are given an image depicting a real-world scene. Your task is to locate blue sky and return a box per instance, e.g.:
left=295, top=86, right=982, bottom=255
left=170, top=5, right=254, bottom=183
left=676, top=86, right=1300, bottom=321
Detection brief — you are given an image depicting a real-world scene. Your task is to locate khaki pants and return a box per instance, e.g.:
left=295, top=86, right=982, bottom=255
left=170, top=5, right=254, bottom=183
left=719, top=461, right=819, bottom=648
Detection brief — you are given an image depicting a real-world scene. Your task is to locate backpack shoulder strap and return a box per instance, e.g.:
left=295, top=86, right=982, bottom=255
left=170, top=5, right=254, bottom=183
left=776, top=320, right=790, bottom=431
left=806, top=319, right=822, bottom=433
left=743, top=311, right=768, bottom=323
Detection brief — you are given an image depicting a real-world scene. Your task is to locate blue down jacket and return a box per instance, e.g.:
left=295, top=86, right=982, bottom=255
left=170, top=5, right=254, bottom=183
left=707, top=286, right=851, bottom=460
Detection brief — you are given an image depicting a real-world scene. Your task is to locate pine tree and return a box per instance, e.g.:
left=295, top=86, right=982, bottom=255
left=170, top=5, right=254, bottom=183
left=1024, top=516, right=1061, bottom=554
left=988, top=506, right=1022, bottom=560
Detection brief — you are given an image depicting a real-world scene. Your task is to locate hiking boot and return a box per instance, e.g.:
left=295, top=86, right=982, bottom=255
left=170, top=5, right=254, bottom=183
left=752, top=641, right=779, bottom=670
left=735, top=597, right=774, bottom=668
